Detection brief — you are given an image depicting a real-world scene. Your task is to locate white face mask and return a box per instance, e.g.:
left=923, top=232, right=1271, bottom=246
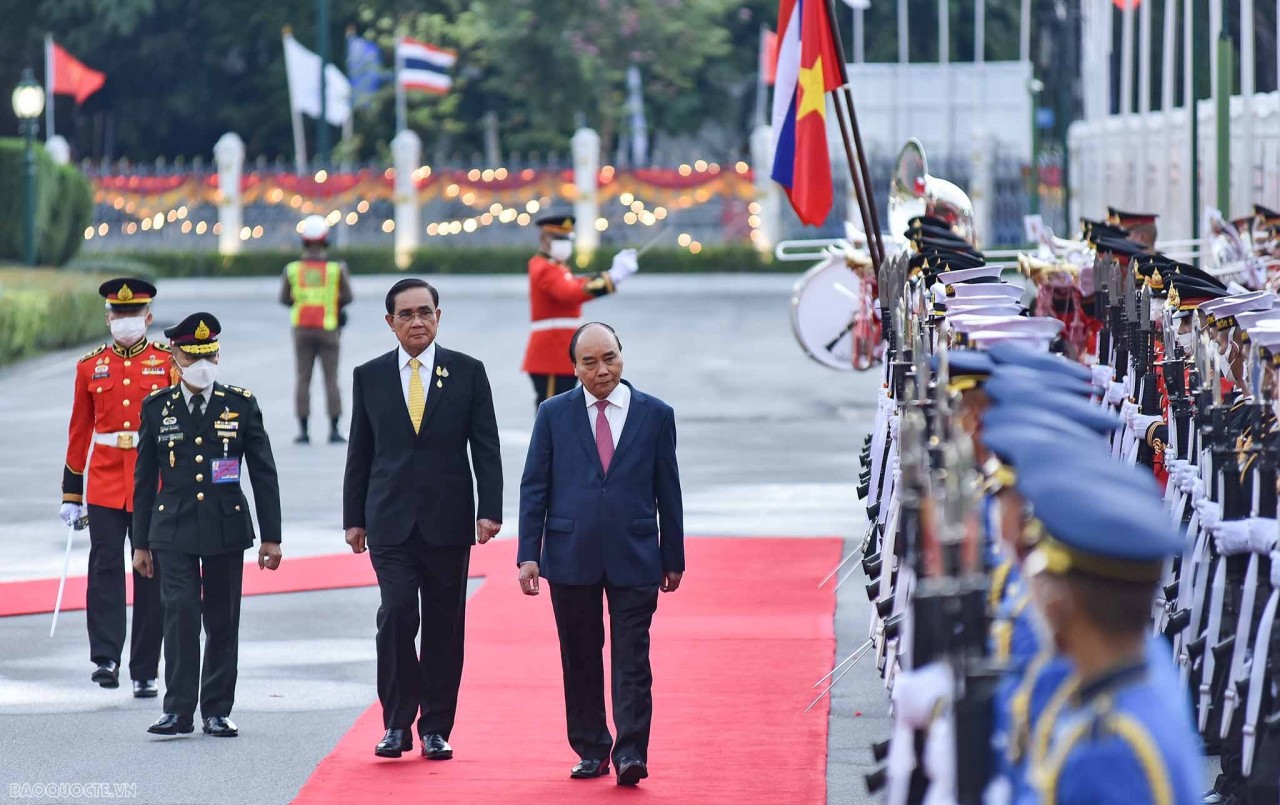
left=548, top=239, right=573, bottom=263
left=1175, top=332, right=1195, bottom=352
left=180, top=359, right=218, bottom=390
left=1218, top=348, right=1239, bottom=384
left=109, top=317, right=147, bottom=346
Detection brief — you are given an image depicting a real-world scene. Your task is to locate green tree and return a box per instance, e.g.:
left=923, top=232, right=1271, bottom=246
left=470, top=0, right=734, bottom=156
left=352, top=0, right=756, bottom=161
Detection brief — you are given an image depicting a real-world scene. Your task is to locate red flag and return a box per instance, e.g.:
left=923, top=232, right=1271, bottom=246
left=761, top=29, right=779, bottom=86
left=786, top=0, right=843, bottom=226
left=49, top=41, right=105, bottom=104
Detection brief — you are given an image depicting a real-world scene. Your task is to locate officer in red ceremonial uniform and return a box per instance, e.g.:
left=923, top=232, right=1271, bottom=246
left=521, top=213, right=639, bottom=406
left=62, top=278, right=172, bottom=696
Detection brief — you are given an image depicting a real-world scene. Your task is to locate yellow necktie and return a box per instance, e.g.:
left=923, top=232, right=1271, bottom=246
left=408, top=358, right=426, bottom=433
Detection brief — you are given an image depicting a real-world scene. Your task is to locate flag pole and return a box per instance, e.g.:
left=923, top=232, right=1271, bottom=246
left=755, top=25, right=768, bottom=127
left=342, top=25, right=356, bottom=170
left=283, top=29, right=309, bottom=174
left=824, top=0, right=885, bottom=268
left=44, top=35, right=54, bottom=139
left=315, top=0, right=330, bottom=166
left=395, top=34, right=407, bottom=134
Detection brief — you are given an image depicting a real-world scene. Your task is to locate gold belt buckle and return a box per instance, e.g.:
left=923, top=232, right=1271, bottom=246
left=117, top=434, right=135, bottom=449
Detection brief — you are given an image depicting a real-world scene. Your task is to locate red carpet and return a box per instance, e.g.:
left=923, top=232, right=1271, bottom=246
left=293, top=537, right=840, bottom=804
left=0, top=553, right=378, bottom=618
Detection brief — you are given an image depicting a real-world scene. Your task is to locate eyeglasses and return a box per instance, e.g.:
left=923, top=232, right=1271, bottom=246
left=394, top=308, right=437, bottom=323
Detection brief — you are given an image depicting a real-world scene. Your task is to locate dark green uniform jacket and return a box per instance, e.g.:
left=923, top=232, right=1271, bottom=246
left=132, top=383, right=281, bottom=555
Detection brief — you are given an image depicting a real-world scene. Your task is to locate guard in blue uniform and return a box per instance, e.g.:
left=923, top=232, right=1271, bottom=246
left=1016, top=469, right=1204, bottom=804
left=980, top=403, right=1127, bottom=801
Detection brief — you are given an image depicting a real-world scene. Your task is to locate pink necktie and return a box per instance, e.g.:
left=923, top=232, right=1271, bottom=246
left=594, top=400, right=614, bottom=473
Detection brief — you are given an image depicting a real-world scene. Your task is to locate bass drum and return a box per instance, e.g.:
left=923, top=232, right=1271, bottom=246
left=790, top=251, right=880, bottom=371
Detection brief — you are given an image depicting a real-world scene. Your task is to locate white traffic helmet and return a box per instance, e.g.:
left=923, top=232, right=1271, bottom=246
left=300, top=215, right=330, bottom=243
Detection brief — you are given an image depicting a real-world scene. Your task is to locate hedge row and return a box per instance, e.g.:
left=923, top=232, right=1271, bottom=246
left=0, top=140, right=93, bottom=266
left=0, top=268, right=104, bottom=366
left=70, top=245, right=776, bottom=278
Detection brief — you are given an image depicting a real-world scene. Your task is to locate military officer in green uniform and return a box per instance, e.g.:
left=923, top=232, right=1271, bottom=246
left=131, top=313, right=283, bottom=738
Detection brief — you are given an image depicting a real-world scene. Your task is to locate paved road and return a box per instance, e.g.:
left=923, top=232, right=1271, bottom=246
left=0, top=274, right=882, bottom=804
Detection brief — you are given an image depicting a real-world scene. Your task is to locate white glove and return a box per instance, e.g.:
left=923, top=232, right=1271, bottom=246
left=1271, top=550, right=1280, bottom=587
left=1194, top=498, right=1222, bottom=531
left=891, top=662, right=951, bottom=728
left=1248, top=518, right=1279, bottom=555
left=59, top=502, right=86, bottom=527
left=1189, top=478, right=1207, bottom=505
left=1120, top=400, right=1139, bottom=434
left=607, top=248, right=639, bottom=285
left=1212, top=520, right=1251, bottom=556
left=1107, top=380, right=1126, bottom=406
left=1091, top=364, right=1114, bottom=394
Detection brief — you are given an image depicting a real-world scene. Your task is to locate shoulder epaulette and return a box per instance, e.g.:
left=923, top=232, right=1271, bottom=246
left=226, top=385, right=253, bottom=398
left=78, top=344, right=107, bottom=363
left=153, top=341, right=171, bottom=352
left=146, top=386, right=170, bottom=399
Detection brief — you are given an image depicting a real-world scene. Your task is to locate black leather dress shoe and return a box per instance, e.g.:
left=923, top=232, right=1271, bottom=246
left=616, top=758, right=649, bottom=786
left=375, top=728, right=413, bottom=758
left=132, top=679, right=158, bottom=698
left=202, top=716, right=238, bottom=737
left=420, top=733, right=453, bottom=760
left=147, top=714, right=194, bottom=735
left=91, top=661, right=120, bottom=689
left=570, top=759, right=610, bottom=779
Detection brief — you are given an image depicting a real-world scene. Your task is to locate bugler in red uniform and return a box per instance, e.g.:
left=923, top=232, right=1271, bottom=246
left=522, top=213, right=638, bottom=406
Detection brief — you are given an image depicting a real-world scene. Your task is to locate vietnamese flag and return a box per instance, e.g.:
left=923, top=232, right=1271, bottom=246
left=47, top=39, right=105, bottom=104
left=770, top=0, right=843, bottom=226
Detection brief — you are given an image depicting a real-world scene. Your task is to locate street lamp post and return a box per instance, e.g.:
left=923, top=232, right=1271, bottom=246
left=12, top=68, right=46, bottom=266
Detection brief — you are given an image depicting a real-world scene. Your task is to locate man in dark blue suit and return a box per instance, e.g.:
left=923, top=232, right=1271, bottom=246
left=518, top=322, right=685, bottom=787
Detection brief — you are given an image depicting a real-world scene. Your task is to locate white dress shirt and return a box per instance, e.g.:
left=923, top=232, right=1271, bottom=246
left=180, top=382, right=209, bottom=415
left=584, top=382, right=630, bottom=448
left=398, top=342, right=436, bottom=407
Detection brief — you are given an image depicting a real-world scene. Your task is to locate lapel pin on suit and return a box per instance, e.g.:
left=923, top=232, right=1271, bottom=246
left=435, top=364, right=448, bottom=388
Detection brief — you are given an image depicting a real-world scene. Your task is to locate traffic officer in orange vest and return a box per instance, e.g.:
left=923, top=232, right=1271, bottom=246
left=280, top=215, right=354, bottom=444
left=61, top=278, right=172, bottom=696
left=521, top=213, right=639, bottom=406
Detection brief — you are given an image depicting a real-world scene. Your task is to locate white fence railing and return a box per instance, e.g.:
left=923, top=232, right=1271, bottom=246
left=1069, top=92, right=1280, bottom=241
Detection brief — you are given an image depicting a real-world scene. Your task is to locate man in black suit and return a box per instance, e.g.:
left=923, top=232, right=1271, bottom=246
left=518, top=322, right=685, bottom=786
left=343, top=278, right=503, bottom=761
left=132, top=313, right=283, bottom=738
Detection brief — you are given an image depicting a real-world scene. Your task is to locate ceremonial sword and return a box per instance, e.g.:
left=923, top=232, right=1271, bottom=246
left=50, top=514, right=88, bottom=637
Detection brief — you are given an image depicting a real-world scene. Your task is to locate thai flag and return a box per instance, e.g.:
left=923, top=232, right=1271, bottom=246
left=770, top=0, right=842, bottom=226
left=396, top=37, right=456, bottom=95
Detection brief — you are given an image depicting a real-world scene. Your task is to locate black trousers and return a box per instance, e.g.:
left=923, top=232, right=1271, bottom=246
left=154, top=550, right=243, bottom=719
left=529, top=374, right=577, bottom=407
left=369, top=527, right=470, bottom=737
left=549, top=580, right=659, bottom=764
left=86, top=504, right=163, bottom=680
